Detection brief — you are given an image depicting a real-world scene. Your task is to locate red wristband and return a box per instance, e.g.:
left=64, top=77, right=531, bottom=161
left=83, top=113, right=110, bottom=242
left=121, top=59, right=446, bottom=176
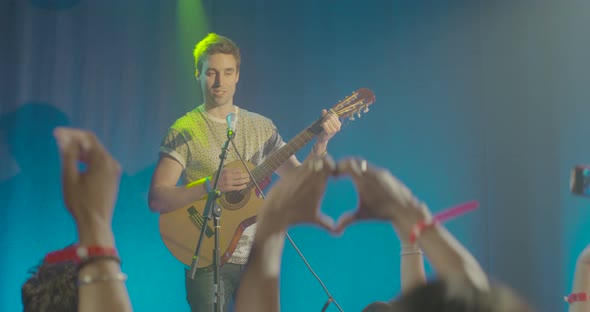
left=44, top=244, right=119, bottom=265
left=565, top=292, right=588, bottom=304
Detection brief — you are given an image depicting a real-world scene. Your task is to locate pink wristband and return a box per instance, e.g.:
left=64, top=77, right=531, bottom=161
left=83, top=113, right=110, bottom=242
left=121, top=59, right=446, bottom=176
left=409, top=200, right=479, bottom=244
left=409, top=220, right=439, bottom=244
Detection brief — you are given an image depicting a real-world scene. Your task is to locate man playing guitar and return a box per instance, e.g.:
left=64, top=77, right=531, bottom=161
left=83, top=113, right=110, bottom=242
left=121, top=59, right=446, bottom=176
left=148, top=33, right=341, bottom=312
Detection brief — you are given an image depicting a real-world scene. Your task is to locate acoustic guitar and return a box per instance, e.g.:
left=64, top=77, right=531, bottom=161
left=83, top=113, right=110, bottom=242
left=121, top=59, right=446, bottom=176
left=159, top=88, right=376, bottom=267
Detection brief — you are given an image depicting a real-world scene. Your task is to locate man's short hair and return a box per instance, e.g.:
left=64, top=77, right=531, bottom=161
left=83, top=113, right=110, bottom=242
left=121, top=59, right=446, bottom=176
left=363, top=278, right=531, bottom=312
left=22, top=261, right=78, bottom=312
left=193, top=33, right=241, bottom=77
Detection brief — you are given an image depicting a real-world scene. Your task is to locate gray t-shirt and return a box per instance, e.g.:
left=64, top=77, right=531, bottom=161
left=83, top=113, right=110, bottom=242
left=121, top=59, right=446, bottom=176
left=160, top=105, right=285, bottom=264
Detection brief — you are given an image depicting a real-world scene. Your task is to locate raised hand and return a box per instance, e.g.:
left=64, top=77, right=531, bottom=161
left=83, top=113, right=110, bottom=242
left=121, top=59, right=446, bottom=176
left=334, top=158, right=431, bottom=235
left=317, top=109, right=342, bottom=144
left=54, top=127, right=122, bottom=245
left=311, top=110, right=342, bottom=157
left=237, top=157, right=338, bottom=312
left=257, top=155, right=337, bottom=235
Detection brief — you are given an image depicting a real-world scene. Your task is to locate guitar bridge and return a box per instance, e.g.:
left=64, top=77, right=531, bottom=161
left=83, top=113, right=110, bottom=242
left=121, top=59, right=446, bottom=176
left=187, top=206, right=214, bottom=238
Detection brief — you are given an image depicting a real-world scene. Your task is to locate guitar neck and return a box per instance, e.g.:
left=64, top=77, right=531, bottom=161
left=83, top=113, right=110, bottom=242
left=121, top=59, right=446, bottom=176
left=248, top=117, right=324, bottom=187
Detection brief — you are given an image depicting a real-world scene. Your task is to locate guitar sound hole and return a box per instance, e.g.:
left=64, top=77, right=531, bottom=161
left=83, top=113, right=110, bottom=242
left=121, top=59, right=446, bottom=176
left=224, top=191, right=245, bottom=205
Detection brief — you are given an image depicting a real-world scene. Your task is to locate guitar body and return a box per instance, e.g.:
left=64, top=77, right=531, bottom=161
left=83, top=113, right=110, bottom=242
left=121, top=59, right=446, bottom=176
left=157, top=88, right=375, bottom=268
left=159, top=160, right=268, bottom=268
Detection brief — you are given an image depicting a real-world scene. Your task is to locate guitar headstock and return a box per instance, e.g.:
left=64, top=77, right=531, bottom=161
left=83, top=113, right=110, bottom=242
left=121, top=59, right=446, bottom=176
left=330, top=88, right=376, bottom=121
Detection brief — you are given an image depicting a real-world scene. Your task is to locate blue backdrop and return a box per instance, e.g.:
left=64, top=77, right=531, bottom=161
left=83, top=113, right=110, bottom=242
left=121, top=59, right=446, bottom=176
left=2, top=0, right=590, bottom=311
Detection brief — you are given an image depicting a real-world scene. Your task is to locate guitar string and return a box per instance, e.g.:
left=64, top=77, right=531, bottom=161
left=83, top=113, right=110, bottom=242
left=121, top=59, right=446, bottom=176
left=225, top=129, right=315, bottom=202
left=224, top=100, right=368, bottom=202
left=225, top=97, right=371, bottom=203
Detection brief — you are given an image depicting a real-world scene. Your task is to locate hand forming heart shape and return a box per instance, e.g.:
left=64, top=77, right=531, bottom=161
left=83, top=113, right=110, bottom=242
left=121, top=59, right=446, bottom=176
left=257, top=155, right=433, bottom=240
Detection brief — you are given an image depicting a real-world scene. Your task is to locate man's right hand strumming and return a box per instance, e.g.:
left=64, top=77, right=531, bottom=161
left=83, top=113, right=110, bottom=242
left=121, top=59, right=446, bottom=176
left=148, top=155, right=252, bottom=213
left=211, top=167, right=250, bottom=192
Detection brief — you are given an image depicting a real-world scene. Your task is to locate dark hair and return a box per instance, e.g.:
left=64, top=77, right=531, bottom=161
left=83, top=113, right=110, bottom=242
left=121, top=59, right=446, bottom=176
left=22, top=261, right=78, bottom=312
left=362, top=278, right=531, bottom=312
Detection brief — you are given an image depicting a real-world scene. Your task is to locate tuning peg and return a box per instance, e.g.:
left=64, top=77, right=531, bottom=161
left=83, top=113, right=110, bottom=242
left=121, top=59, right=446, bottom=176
left=349, top=115, right=355, bottom=121
left=357, top=111, right=362, bottom=118
left=363, top=106, right=369, bottom=113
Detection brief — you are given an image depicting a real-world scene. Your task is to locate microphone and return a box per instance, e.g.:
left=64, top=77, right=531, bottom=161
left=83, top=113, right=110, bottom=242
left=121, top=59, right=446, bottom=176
left=226, top=112, right=238, bottom=139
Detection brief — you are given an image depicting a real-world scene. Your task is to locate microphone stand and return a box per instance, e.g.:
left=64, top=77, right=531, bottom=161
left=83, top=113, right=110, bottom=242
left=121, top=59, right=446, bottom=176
left=230, top=139, right=344, bottom=312
left=188, top=130, right=235, bottom=312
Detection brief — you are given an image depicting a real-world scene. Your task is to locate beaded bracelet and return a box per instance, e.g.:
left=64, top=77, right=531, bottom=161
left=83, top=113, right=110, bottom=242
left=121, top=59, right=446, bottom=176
left=78, top=272, right=128, bottom=286
left=399, top=243, right=423, bottom=256
left=400, top=250, right=423, bottom=256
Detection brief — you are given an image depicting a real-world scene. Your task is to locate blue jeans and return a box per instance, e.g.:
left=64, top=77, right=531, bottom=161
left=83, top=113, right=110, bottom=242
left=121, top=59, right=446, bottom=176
left=185, top=263, right=245, bottom=312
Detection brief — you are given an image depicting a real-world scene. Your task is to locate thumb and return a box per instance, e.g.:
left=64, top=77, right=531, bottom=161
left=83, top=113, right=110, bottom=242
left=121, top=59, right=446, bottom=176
left=321, top=109, right=328, bottom=117
left=334, top=211, right=359, bottom=235
left=313, top=213, right=337, bottom=233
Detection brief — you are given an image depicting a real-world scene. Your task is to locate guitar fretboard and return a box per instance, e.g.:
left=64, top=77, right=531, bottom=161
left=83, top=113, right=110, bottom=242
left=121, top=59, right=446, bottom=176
left=243, top=117, right=324, bottom=193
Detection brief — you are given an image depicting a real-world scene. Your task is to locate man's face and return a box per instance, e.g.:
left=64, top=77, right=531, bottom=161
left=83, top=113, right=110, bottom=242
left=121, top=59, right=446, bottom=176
left=199, top=53, right=240, bottom=107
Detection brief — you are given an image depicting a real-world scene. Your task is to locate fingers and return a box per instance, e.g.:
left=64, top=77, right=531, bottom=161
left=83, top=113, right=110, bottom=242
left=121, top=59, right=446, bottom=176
left=312, top=213, right=337, bottom=233
left=223, top=168, right=251, bottom=180
left=53, top=127, right=122, bottom=221
left=321, top=121, right=336, bottom=134
left=229, top=174, right=250, bottom=184
left=225, top=167, right=246, bottom=174
left=334, top=157, right=370, bottom=179
left=54, top=128, right=82, bottom=197
left=334, top=212, right=358, bottom=234
left=218, top=168, right=251, bottom=190
left=325, top=115, right=341, bottom=128
left=301, top=154, right=336, bottom=176
left=54, top=127, right=120, bottom=174
left=320, top=110, right=341, bottom=134
left=223, top=184, right=248, bottom=191
left=260, top=155, right=335, bottom=230
left=218, top=179, right=249, bottom=192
